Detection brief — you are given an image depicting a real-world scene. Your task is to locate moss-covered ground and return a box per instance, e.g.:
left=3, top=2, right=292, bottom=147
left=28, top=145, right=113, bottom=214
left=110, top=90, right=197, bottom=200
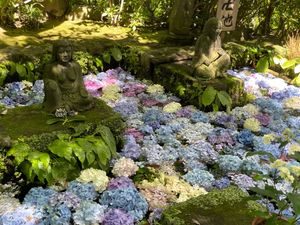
left=158, top=186, right=265, bottom=225
left=0, top=100, right=124, bottom=140
left=0, top=20, right=170, bottom=61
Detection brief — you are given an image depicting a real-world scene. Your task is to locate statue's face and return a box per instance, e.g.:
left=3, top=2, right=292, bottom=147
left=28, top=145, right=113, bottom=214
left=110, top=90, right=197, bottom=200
left=57, top=46, right=72, bottom=63
left=209, top=22, right=222, bottom=40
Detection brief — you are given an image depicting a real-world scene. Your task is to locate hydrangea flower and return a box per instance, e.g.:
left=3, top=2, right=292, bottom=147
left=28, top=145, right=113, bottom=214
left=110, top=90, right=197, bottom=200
left=102, top=209, right=134, bottom=225
left=76, top=168, right=109, bottom=192
left=190, top=111, right=210, bottom=123
left=120, top=135, right=142, bottom=159
left=207, top=128, right=236, bottom=151
left=213, top=177, right=231, bottom=189
left=162, top=102, right=182, bottom=113
left=140, top=187, right=170, bottom=210
left=123, top=82, right=147, bottom=97
left=146, top=84, right=164, bottom=94
left=0, top=196, right=20, bottom=215
left=218, top=155, right=243, bottom=173
left=45, top=203, right=72, bottom=225
left=107, top=177, right=135, bottom=190
left=23, top=187, right=57, bottom=208
left=236, top=129, right=254, bottom=146
left=183, top=169, right=215, bottom=189
left=100, top=187, right=148, bottom=221
left=112, top=157, right=139, bottom=177
left=178, top=122, right=214, bottom=144
left=283, top=96, right=300, bottom=110
left=244, top=117, right=261, bottom=132
left=73, top=201, right=107, bottom=225
left=114, top=98, right=139, bottom=118
left=230, top=173, right=255, bottom=190
left=49, top=191, right=81, bottom=210
left=66, top=181, right=98, bottom=201
left=0, top=205, right=43, bottom=225
left=101, top=84, right=121, bottom=102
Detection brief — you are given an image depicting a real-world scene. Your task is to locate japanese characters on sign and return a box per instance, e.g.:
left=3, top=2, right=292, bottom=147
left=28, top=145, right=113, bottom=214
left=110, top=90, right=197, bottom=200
left=216, top=0, right=239, bottom=31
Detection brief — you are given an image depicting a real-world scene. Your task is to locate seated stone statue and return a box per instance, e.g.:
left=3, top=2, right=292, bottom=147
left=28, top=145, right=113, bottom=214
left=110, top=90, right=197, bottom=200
left=192, top=17, right=230, bottom=80
left=43, top=40, right=95, bottom=115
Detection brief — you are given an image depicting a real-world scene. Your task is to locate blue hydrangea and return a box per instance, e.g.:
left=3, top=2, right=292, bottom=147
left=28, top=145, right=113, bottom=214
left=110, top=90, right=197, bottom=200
left=142, top=109, right=168, bottom=126
left=236, top=129, right=254, bottom=146
left=241, top=157, right=263, bottom=174
left=23, top=187, right=57, bottom=208
left=102, top=209, right=134, bottom=225
left=73, top=201, right=107, bottom=225
left=218, top=155, right=243, bottom=173
left=66, top=181, right=98, bottom=201
left=253, top=98, right=283, bottom=119
left=183, top=169, right=215, bottom=189
left=182, top=141, right=219, bottom=164
left=44, top=203, right=72, bottom=225
left=213, top=177, right=231, bottom=189
left=120, top=135, right=141, bottom=159
left=190, top=111, right=209, bottom=123
left=253, top=136, right=281, bottom=158
left=100, top=187, right=148, bottom=221
left=0, top=205, right=43, bottom=225
left=114, top=99, right=139, bottom=118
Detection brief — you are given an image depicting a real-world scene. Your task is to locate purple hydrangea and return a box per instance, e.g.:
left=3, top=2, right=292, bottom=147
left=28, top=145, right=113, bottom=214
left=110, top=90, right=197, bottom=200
left=49, top=191, right=81, bottom=210
left=120, top=135, right=141, bottom=159
left=107, top=177, right=135, bottom=190
left=114, top=99, right=139, bottom=118
left=207, top=128, right=236, bottom=151
left=254, top=113, right=271, bottom=126
left=102, top=209, right=134, bottom=225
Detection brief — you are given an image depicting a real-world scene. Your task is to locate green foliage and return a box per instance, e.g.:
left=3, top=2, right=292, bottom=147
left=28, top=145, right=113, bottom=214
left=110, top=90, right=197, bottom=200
left=73, top=51, right=103, bottom=74
left=18, top=2, right=45, bottom=29
left=201, top=86, right=232, bottom=112
left=6, top=124, right=117, bottom=184
left=132, top=166, right=158, bottom=184
left=121, top=46, right=141, bottom=74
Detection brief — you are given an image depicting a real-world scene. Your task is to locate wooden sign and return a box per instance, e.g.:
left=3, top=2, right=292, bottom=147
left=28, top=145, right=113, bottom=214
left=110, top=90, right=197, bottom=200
left=216, top=0, right=239, bottom=31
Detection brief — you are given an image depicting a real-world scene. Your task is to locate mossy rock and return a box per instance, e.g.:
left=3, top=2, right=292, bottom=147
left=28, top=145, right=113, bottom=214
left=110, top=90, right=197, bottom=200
left=157, top=186, right=264, bottom=225
left=0, top=99, right=124, bottom=144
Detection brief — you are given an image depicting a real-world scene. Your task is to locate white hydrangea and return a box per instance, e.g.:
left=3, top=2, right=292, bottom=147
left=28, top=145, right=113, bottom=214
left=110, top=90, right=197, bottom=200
left=112, top=157, right=139, bottom=177
left=76, top=168, right=109, bottom=192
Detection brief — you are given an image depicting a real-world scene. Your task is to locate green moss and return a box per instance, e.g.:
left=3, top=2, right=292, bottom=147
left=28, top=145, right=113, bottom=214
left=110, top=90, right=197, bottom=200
left=0, top=99, right=124, bottom=141
left=157, top=186, right=263, bottom=225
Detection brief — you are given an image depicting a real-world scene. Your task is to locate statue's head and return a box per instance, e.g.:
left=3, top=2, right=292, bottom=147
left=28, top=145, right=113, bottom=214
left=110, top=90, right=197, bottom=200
left=203, top=17, right=222, bottom=40
left=52, top=39, right=73, bottom=63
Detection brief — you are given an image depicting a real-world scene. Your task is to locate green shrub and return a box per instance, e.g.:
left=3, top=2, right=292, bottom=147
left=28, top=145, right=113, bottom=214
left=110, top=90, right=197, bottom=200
left=6, top=124, right=117, bottom=184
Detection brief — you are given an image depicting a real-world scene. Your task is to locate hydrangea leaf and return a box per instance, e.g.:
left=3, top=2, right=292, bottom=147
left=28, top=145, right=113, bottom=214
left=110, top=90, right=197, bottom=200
left=111, top=47, right=122, bottom=62
left=287, top=193, right=300, bottom=215
left=16, top=63, right=27, bottom=78
left=217, top=91, right=232, bottom=107
left=48, top=139, right=73, bottom=162
left=70, top=142, right=85, bottom=164
left=256, top=57, right=269, bottom=73
left=281, top=59, right=296, bottom=69
left=93, top=139, right=111, bottom=167
left=103, top=52, right=111, bottom=64
left=94, top=125, right=117, bottom=157
left=27, top=151, right=50, bottom=170
left=7, top=142, right=31, bottom=165
left=201, top=86, right=217, bottom=107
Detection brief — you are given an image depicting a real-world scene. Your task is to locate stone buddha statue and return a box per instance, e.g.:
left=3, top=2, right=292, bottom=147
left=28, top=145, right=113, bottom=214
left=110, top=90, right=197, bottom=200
left=192, top=17, right=231, bottom=80
left=43, top=40, right=95, bottom=115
